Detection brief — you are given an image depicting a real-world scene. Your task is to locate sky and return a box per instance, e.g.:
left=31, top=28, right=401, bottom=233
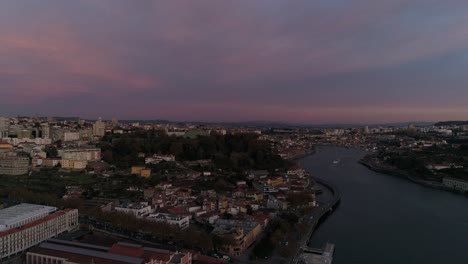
left=1, top=0, right=468, bottom=124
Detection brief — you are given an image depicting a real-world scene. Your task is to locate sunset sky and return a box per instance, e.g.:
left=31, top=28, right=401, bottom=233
left=1, top=0, right=468, bottom=123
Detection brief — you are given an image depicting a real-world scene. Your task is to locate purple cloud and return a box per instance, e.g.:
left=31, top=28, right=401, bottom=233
left=1, top=0, right=468, bottom=123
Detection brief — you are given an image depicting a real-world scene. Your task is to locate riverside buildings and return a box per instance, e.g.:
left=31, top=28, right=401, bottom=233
left=212, top=219, right=262, bottom=256
left=443, top=177, right=468, bottom=191
left=0, top=204, right=79, bottom=259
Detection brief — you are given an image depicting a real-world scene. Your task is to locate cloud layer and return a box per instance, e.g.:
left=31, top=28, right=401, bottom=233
left=1, top=0, right=468, bottom=123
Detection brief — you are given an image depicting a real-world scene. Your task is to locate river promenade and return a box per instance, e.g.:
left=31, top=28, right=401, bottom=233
left=290, top=167, right=341, bottom=263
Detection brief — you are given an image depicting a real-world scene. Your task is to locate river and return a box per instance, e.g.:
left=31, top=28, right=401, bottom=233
left=299, top=146, right=468, bottom=264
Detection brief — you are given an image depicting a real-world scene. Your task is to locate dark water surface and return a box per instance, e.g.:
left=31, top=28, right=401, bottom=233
left=300, top=146, right=468, bottom=264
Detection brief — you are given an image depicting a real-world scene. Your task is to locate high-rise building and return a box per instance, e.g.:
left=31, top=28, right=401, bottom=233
left=92, top=118, right=105, bottom=137
left=364, top=126, right=370, bottom=134
left=41, top=123, right=50, bottom=139
left=0, top=117, right=9, bottom=138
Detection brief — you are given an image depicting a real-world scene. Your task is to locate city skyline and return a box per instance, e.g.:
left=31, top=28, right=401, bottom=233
left=2, top=1, right=468, bottom=123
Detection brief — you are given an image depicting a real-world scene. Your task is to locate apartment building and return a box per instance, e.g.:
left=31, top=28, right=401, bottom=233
left=115, top=203, right=152, bottom=218
left=147, top=213, right=190, bottom=231
left=212, top=219, right=262, bottom=256
left=0, top=156, right=29, bottom=175
left=58, top=148, right=101, bottom=161
left=60, top=160, right=87, bottom=170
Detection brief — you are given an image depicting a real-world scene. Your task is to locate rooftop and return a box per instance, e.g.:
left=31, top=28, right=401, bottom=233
left=0, top=203, right=57, bottom=231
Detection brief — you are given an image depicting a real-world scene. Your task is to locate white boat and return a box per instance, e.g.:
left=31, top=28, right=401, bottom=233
left=333, top=159, right=340, bottom=164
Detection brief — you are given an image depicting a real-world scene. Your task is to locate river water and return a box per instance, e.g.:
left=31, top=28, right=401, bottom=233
left=299, top=146, right=468, bottom=264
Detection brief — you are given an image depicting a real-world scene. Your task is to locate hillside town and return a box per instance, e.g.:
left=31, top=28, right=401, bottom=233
left=1, top=116, right=468, bottom=263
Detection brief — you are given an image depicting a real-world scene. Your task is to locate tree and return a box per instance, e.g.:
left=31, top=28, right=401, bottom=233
left=46, top=146, right=58, bottom=158
left=246, top=205, right=253, bottom=215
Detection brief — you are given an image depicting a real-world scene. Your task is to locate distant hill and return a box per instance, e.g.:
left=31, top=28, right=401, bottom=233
left=434, top=121, right=468, bottom=126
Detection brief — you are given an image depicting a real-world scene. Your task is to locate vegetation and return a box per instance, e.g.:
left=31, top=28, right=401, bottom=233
left=0, top=187, right=214, bottom=251
left=100, top=130, right=290, bottom=171
left=250, top=212, right=301, bottom=260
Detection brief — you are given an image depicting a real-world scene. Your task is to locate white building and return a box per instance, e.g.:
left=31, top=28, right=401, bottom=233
left=426, top=164, right=463, bottom=170
left=58, top=148, right=101, bottom=161
left=2, top=137, right=52, bottom=146
left=0, top=117, right=9, bottom=138
left=0, top=204, right=79, bottom=259
left=63, top=132, right=80, bottom=142
left=40, top=123, right=49, bottom=139
left=93, top=118, right=106, bottom=137
left=443, top=177, right=468, bottom=191
left=115, top=203, right=152, bottom=218
left=0, top=204, right=57, bottom=231
left=145, top=154, right=176, bottom=165
left=147, top=213, right=190, bottom=230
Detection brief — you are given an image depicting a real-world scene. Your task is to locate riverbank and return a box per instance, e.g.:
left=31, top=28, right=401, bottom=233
left=299, top=146, right=468, bottom=264
left=358, top=159, right=466, bottom=195
left=289, top=147, right=317, bottom=162
left=290, top=163, right=341, bottom=263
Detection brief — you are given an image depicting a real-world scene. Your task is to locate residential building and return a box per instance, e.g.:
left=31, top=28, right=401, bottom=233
left=140, top=168, right=151, bottom=177
left=131, top=166, right=151, bottom=177
left=93, top=118, right=106, bottom=137
left=60, top=160, right=87, bottom=170
left=42, top=158, right=61, bottom=168
left=58, top=148, right=101, bottom=161
left=0, top=117, right=9, bottom=138
left=212, top=219, right=262, bottom=256
left=40, top=123, right=49, bottom=139
left=115, top=203, right=152, bottom=218
left=147, top=213, right=190, bottom=231
left=0, top=204, right=79, bottom=259
left=443, top=177, right=468, bottom=191
left=17, top=129, right=32, bottom=139
left=0, top=142, right=13, bottom=152
left=0, top=156, right=29, bottom=175
left=266, top=177, right=284, bottom=187
left=63, top=132, right=80, bottom=142
left=426, top=164, right=463, bottom=170
left=131, top=166, right=145, bottom=175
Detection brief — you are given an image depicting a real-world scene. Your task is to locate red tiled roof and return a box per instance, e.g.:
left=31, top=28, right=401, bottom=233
left=29, top=247, right=136, bottom=264
left=142, top=251, right=172, bottom=262
left=194, top=254, right=228, bottom=264
left=109, top=243, right=144, bottom=258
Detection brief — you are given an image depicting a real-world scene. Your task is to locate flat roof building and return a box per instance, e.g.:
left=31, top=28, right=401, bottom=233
left=0, top=203, right=57, bottom=231
left=27, top=240, right=192, bottom=264
left=0, top=206, right=79, bottom=259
